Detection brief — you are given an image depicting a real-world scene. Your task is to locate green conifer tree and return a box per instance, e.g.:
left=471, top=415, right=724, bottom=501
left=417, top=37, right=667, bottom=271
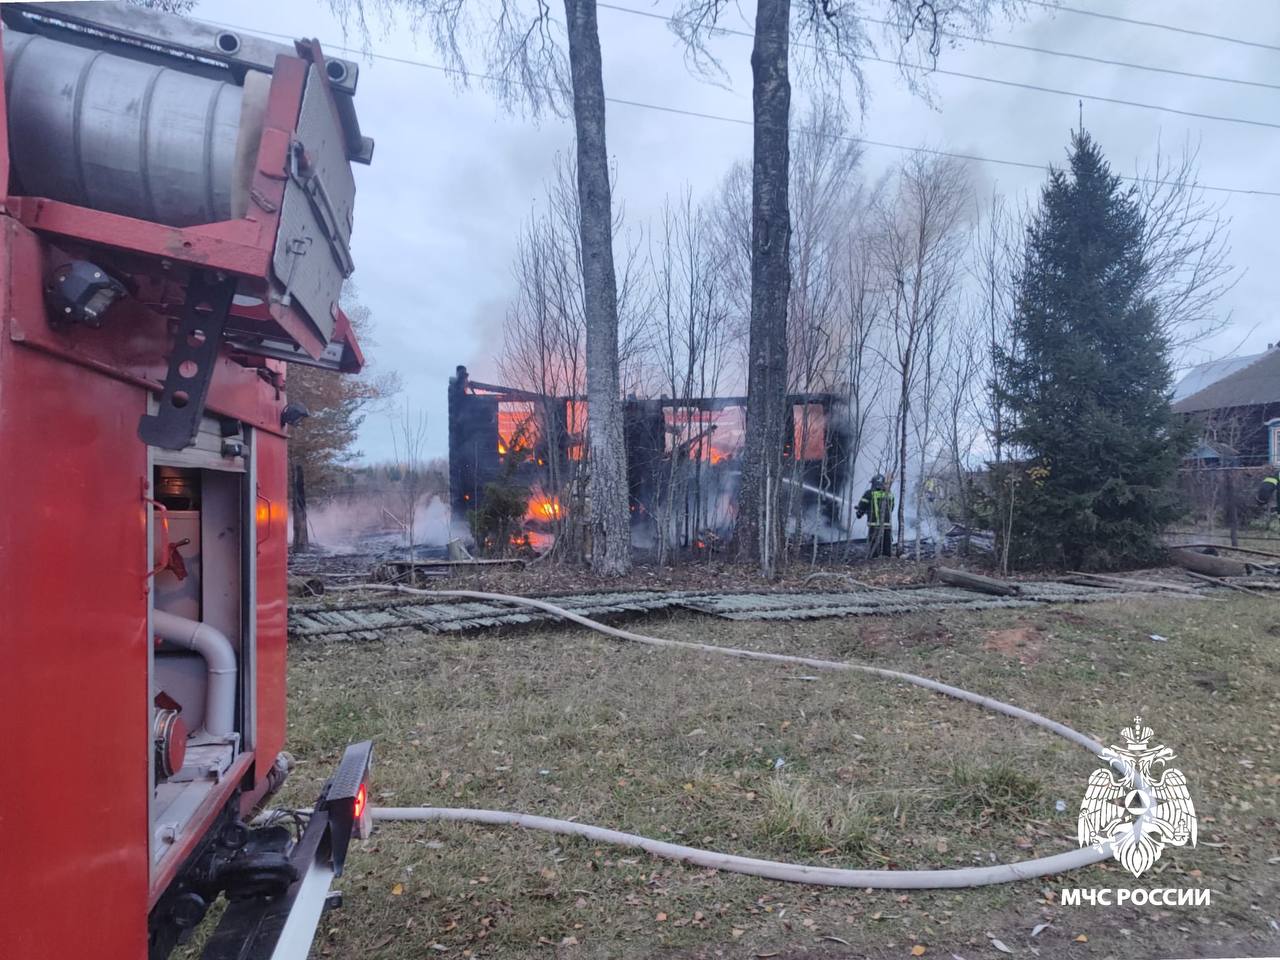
left=995, top=131, right=1188, bottom=569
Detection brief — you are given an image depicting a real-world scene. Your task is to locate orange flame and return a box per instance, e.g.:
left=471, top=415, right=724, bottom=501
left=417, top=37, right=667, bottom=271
left=526, top=493, right=563, bottom=522
left=498, top=404, right=540, bottom=460
left=510, top=530, right=554, bottom=550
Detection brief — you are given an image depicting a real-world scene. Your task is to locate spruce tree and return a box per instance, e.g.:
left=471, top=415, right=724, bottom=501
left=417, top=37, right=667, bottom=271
left=995, top=131, right=1187, bottom=570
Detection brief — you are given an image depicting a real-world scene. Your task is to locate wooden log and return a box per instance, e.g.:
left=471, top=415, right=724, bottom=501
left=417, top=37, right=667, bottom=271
left=385, top=557, right=524, bottom=571
left=1169, top=548, right=1250, bottom=579
left=1061, top=574, right=1123, bottom=590
left=931, top=566, right=1020, bottom=596
left=1182, top=570, right=1270, bottom=598
left=1167, top=541, right=1280, bottom=562
left=1067, top=571, right=1202, bottom=596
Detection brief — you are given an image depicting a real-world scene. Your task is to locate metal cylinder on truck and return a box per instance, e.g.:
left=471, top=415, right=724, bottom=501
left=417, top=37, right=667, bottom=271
left=2, top=27, right=267, bottom=225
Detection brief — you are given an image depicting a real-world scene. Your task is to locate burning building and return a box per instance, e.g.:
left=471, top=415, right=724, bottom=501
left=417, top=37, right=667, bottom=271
left=447, top=366, right=851, bottom=552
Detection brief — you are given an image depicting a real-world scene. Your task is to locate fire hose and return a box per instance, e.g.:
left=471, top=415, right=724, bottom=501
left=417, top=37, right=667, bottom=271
left=338, top=585, right=1136, bottom=889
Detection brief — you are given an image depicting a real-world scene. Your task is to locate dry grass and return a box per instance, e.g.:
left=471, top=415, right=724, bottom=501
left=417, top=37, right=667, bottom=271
left=276, top=593, right=1280, bottom=960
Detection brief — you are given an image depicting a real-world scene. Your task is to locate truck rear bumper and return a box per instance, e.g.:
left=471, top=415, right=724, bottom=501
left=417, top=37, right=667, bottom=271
left=200, top=740, right=373, bottom=960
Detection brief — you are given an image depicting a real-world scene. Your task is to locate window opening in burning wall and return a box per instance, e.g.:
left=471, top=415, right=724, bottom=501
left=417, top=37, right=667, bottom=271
left=664, top=406, right=744, bottom=464
left=497, top=402, right=541, bottom=463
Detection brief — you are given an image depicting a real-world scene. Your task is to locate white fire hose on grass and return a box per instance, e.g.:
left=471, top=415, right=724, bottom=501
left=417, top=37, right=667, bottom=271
left=339, top=585, right=1136, bottom=889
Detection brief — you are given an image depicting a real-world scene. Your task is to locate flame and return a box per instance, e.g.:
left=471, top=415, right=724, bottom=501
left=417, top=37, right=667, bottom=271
left=526, top=493, right=563, bottom=522
left=566, top=400, right=587, bottom=461
left=792, top=404, right=827, bottom=461
left=510, top=530, right=554, bottom=550
left=498, top=403, right=540, bottom=460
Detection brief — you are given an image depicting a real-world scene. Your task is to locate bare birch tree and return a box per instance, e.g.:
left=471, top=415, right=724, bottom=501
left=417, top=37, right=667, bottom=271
left=785, top=100, right=864, bottom=542
left=837, top=227, right=891, bottom=544
left=968, top=189, right=1022, bottom=567
left=708, top=160, right=753, bottom=393
left=500, top=153, right=646, bottom=398
left=936, top=311, right=985, bottom=555
left=970, top=189, right=1019, bottom=464
left=872, top=152, right=970, bottom=553
left=498, top=153, right=646, bottom=558
left=646, top=189, right=731, bottom=561
left=391, top=404, right=430, bottom=583
left=1135, top=137, right=1238, bottom=357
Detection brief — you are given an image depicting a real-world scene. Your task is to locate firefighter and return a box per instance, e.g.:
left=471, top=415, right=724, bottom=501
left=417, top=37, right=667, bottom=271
left=856, top=474, right=894, bottom=558
left=1256, top=472, right=1280, bottom=515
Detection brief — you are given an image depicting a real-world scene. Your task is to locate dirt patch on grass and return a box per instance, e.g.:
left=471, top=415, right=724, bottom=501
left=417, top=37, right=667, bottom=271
left=981, top=623, right=1047, bottom=663
left=857, top=621, right=955, bottom=652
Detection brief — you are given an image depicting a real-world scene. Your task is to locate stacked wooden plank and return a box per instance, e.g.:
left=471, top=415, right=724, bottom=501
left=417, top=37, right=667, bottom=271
left=682, top=581, right=1131, bottom=621
left=289, top=591, right=702, bottom=640
left=288, top=577, right=1183, bottom=641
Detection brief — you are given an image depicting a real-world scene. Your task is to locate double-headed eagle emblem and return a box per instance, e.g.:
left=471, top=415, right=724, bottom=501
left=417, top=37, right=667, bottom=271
left=1077, top=718, right=1197, bottom=877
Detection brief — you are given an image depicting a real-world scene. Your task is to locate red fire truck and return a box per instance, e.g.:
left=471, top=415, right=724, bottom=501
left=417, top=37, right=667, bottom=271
left=0, top=4, right=374, bottom=957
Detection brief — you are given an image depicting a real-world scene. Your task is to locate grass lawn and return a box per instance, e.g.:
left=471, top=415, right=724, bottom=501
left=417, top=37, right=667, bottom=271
left=284, top=592, right=1280, bottom=960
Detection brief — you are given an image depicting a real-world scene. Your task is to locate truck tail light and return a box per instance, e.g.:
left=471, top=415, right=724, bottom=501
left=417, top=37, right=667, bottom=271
left=352, top=781, right=372, bottom=840
left=318, top=740, right=373, bottom=877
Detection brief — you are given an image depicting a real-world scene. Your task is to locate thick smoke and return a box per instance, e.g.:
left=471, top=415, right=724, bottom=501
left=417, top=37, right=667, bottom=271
left=295, top=494, right=466, bottom=552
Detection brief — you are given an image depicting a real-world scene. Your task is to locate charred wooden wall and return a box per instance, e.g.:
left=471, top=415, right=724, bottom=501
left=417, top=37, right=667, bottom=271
left=447, top=367, right=852, bottom=538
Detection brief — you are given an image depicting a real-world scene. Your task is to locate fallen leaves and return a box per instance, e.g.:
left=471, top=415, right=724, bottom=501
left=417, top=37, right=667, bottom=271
left=987, top=933, right=1014, bottom=955
left=391, top=883, right=404, bottom=896
left=912, top=945, right=927, bottom=956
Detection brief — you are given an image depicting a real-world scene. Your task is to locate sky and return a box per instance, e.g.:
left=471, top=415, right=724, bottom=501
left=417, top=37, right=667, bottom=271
left=197, top=0, right=1280, bottom=461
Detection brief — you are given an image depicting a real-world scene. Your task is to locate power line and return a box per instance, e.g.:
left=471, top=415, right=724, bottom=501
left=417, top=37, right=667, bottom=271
left=202, top=18, right=1280, bottom=199
left=1021, top=0, right=1280, bottom=54
left=853, top=13, right=1280, bottom=93
left=598, top=2, right=1280, bottom=131
left=604, top=1, right=1280, bottom=93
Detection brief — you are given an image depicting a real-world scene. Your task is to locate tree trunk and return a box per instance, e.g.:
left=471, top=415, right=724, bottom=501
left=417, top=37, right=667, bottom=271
left=736, top=0, right=792, bottom=577
left=1225, top=467, right=1239, bottom=548
left=896, top=375, right=909, bottom=559
left=564, top=0, right=631, bottom=575
left=291, top=462, right=309, bottom=551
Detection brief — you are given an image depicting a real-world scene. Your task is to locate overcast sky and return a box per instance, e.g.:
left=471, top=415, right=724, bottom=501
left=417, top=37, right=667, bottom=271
left=203, top=0, right=1280, bottom=461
